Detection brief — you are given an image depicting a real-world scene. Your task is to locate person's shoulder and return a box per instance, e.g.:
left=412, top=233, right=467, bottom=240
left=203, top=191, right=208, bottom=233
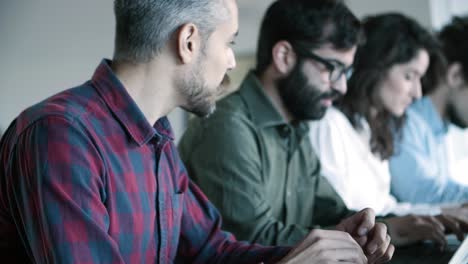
left=179, top=93, right=259, bottom=163
left=395, top=105, right=432, bottom=145
left=404, top=105, right=429, bottom=130
left=215, top=90, right=250, bottom=119
left=180, top=91, right=257, bottom=150
left=196, top=90, right=254, bottom=130
left=406, top=98, right=435, bottom=124
left=15, top=82, right=101, bottom=135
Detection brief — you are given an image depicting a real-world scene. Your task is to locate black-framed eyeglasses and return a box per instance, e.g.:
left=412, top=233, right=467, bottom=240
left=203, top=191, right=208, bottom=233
left=291, top=43, right=353, bottom=83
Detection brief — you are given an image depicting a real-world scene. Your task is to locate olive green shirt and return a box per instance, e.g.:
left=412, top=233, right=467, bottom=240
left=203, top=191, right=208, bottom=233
left=178, top=72, right=351, bottom=246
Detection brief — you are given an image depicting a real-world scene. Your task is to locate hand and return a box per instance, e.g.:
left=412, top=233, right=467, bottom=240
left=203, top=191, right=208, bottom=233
left=442, top=204, right=468, bottom=224
left=383, top=215, right=448, bottom=249
left=435, top=214, right=468, bottom=241
left=336, top=208, right=394, bottom=263
left=277, top=229, right=367, bottom=264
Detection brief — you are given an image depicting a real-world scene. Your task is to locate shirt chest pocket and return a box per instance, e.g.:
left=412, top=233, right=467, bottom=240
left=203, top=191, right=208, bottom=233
left=169, top=175, right=188, bottom=225
left=296, top=173, right=318, bottom=193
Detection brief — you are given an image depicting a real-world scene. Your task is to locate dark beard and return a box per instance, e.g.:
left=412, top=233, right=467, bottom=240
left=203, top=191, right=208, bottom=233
left=277, top=60, right=342, bottom=121
left=447, top=103, right=468, bottom=128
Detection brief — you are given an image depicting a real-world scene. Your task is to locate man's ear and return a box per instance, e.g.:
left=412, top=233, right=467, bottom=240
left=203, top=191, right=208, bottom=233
left=176, top=23, right=201, bottom=64
left=272, top=41, right=297, bottom=75
left=447, top=62, right=464, bottom=89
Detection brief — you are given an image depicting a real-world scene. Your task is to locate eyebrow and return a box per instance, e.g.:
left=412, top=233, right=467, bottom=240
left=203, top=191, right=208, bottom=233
left=325, top=57, right=350, bottom=68
left=407, top=68, right=424, bottom=76
left=330, top=59, right=347, bottom=67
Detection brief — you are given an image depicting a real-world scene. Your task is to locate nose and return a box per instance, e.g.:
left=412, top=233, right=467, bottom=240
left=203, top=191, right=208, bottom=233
left=332, top=74, right=348, bottom=95
left=227, top=48, right=236, bottom=71
left=411, top=80, right=422, bottom=100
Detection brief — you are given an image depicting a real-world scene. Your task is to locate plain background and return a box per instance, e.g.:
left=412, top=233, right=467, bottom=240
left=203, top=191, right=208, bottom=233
left=1, top=0, right=468, bottom=140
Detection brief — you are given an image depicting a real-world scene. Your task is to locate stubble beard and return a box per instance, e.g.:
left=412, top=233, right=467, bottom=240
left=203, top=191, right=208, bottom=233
left=180, top=58, right=218, bottom=118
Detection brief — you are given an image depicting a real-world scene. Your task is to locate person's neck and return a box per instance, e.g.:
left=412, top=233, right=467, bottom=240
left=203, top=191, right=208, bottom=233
left=257, top=70, right=294, bottom=123
left=369, top=106, right=378, bottom=119
left=111, top=57, right=180, bottom=126
left=428, top=83, right=450, bottom=121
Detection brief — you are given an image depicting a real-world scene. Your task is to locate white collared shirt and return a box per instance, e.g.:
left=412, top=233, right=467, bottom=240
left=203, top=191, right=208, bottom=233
left=309, top=107, right=440, bottom=216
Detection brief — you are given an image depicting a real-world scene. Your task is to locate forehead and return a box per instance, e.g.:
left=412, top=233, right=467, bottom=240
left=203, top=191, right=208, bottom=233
left=407, top=49, right=429, bottom=69
left=312, top=44, right=357, bottom=66
left=391, top=49, right=430, bottom=73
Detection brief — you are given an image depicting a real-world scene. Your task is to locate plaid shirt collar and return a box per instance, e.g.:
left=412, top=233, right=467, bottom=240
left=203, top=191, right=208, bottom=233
left=91, top=59, right=174, bottom=146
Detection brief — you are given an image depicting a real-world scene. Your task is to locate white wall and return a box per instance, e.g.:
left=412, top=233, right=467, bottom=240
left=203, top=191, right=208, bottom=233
left=0, top=0, right=186, bottom=140
left=347, top=0, right=468, bottom=32
left=2, top=0, right=467, bottom=139
left=347, top=0, right=433, bottom=28
left=430, top=0, right=468, bottom=30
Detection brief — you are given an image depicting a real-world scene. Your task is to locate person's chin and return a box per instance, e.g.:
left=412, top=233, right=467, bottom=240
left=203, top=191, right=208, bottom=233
left=314, top=108, right=328, bottom=120
left=449, top=113, right=468, bottom=128
left=389, top=105, right=406, bottom=117
left=396, top=109, right=406, bottom=117
left=300, top=107, right=328, bottom=121
left=320, top=98, right=334, bottom=108
left=185, top=103, right=216, bottom=118
left=200, top=105, right=216, bottom=118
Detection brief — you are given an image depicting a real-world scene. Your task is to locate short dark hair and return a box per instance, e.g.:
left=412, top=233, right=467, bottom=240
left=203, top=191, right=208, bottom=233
left=338, top=13, right=439, bottom=159
left=254, top=0, right=363, bottom=75
left=440, top=16, right=468, bottom=80
left=424, top=16, right=468, bottom=94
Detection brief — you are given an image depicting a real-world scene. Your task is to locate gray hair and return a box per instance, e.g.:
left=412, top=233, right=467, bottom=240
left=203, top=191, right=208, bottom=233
left=113, top=0, right=229, bottom=63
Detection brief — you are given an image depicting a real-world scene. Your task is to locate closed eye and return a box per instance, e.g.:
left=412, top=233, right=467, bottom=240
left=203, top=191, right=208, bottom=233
left=405, top=72, right=417, bottom=81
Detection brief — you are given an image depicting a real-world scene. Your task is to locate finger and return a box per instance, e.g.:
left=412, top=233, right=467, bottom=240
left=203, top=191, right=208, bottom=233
left=284, top=232, right=367, bottom=264
left=354, top=235, right=368, bottom=247
left=296, top=229, right=364, bottom=252
left=365, top=222, right=387, bottom=255
left=419, top=222, right=447, bottom=250
left=427, top=216, right=446, bottom=233
left=371, top=243, right=395, bottom=264
left=337, top=208, right=376, bottom=237
left=438, top=215, right=464, bottom=241
left=321, top=248, right=368, bottom=264
left=356, top=208, right=376, bottom=236
left=425, top=216, right=447, bottom=245
left=367, top=233, right=391, bottom=262
left=313, top=232, right=367, bottom=250
left=449, top=214, right=468, bottom=232
left=368, top=234, right=391, bottom=263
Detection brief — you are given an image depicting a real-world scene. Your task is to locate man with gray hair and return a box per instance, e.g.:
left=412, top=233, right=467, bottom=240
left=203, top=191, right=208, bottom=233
left=0, top=0, right=391, bottom=263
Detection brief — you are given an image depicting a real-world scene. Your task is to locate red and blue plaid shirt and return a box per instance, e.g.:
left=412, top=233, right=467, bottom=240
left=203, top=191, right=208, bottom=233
left=0, top=60, right=290, bottom=263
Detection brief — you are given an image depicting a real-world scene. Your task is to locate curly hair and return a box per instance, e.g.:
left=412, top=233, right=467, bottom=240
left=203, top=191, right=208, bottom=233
left=337, top=13, right=440, bottom=159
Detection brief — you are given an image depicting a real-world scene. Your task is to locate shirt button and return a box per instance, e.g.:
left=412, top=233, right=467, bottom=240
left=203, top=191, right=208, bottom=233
left=279, top=126, right=291, bottom=138
left=287, top=191, right=291, bottom=197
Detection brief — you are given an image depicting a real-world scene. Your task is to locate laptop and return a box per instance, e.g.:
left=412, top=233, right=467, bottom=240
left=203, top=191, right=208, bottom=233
left=449, top=235, right=468, bottom=264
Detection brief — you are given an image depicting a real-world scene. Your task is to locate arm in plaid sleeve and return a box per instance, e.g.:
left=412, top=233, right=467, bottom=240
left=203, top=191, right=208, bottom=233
left=3, top=116, right=124, bottom=263
left=175, top=179, right=290, bottom=264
